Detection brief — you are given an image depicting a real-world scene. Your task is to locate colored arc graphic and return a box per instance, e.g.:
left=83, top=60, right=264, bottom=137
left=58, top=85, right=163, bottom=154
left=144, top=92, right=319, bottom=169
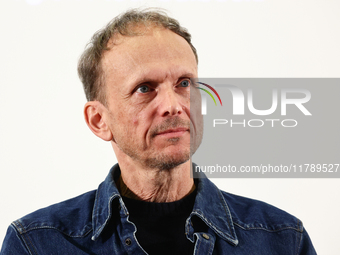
left=197, top=87, right=217, bottom=105
left=197, top=82, right=223, bottom=106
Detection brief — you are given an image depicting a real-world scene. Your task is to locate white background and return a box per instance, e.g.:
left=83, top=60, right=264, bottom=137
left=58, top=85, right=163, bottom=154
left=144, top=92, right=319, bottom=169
left=0, top=0, right=339, bottom=254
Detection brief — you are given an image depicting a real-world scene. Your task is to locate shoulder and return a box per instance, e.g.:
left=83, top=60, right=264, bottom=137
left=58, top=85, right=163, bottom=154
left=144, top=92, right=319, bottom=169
left=12, top=190, right=97, bottom=238
left=220, top=190, right=303, bottom=233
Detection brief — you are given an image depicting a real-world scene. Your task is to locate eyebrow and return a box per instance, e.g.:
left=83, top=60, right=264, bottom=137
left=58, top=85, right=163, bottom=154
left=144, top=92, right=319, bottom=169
left=133, top=71, right=197, bottom=86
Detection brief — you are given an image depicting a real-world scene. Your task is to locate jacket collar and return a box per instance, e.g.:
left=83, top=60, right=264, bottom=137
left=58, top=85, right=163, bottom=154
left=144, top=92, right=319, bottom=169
left=91, top=164, right=122, bottom=241
left=91, top=164, right=238, bottom=246
left=187, top=175, right=238, bottom=246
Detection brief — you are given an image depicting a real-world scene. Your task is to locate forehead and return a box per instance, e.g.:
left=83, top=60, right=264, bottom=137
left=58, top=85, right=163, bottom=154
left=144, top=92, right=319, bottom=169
left=101, top=27, right=197, bottom=89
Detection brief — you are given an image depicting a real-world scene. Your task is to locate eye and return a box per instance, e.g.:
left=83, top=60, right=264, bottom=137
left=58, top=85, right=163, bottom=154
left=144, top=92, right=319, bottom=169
left=179, top=79, right=190, bottom=87
left=136, top=85, right=150, bottom=93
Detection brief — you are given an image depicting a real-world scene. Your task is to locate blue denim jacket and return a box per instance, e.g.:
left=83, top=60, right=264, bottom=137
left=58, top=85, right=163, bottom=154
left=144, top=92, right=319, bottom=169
left=1, top=164, right=316, bottom=254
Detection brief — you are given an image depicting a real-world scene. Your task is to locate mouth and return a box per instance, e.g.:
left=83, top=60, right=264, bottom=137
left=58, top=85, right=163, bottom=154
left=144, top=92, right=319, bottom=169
left=155, top=127, right=189, bottom=137
left=150, top=117, right=191, bottom=139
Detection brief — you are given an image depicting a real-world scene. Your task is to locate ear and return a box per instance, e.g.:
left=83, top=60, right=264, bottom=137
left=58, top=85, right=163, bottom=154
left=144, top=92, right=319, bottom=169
left=84, top=101, right=113, bottom=141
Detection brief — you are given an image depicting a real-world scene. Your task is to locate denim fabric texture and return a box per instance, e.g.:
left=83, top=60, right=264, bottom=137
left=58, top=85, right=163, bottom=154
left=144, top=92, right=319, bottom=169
left=0, top=164, right=316, bottom=254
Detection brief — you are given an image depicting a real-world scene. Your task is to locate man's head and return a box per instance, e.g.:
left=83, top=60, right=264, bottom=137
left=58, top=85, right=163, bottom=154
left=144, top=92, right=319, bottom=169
left=80, top=9, right=203, bottom=171
left=78, top=9, right=198, bottom=105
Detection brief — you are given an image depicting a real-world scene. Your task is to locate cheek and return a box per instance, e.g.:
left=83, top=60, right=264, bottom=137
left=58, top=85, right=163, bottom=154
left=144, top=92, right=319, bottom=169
left=120, top=103, right=142, bottom=125
left=189, top=91, right=201, bottom=116
left=132, top=112, right=150, bottom=126
left=121, top=100, right=156, bottom=130
left=132, top=117, right=138, bottom=125
left=131, top=111, right=148, bottom=128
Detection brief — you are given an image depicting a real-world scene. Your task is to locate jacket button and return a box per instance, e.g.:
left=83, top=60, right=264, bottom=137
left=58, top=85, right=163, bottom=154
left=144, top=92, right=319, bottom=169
left=202, top=233, right=210, bottom=240
left=125, top=238, right=132, bottom=246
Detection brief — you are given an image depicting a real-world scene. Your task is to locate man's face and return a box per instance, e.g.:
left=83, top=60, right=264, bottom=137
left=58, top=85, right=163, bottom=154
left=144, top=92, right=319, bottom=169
left=101, top=26, right=203, bottom=170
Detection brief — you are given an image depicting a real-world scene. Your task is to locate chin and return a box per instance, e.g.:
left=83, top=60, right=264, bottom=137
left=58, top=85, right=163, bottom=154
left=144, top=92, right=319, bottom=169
left=145, top=149, right=190, bottom=171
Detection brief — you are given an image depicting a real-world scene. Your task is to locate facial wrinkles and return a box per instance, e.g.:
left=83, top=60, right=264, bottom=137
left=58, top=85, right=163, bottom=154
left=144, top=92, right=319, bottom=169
left=103, top=43, right=142, bottom=102
left=112, top=117, right=191, bottom=170
left=109, top=83, right=191, bottom=167
left=150, top=117, right=190, bottom=138
left=102, top=28, right=198, bottom=171
left=139, top=68, right=193, bottom=140
left=104, top=31, right=197, bottom=101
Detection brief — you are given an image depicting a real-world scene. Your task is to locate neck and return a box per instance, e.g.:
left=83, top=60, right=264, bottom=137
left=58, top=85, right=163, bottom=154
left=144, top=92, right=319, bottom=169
left=117, top=160, right=193, bottom=203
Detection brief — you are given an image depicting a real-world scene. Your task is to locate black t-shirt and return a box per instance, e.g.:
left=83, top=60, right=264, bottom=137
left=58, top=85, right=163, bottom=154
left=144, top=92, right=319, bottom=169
left=122, top=188, right=197, bottom=255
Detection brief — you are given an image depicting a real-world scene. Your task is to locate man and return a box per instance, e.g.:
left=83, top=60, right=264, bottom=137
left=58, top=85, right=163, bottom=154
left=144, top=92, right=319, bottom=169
left=0, top=9, right=316, bottom=255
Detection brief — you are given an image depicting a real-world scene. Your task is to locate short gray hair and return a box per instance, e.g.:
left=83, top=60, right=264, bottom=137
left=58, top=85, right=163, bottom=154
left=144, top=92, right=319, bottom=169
left=77, top=8, right=198, bottom=104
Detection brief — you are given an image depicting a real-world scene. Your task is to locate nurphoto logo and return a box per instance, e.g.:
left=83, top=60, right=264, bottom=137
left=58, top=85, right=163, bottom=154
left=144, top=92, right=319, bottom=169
left=195, top=80, right=312, bottom=128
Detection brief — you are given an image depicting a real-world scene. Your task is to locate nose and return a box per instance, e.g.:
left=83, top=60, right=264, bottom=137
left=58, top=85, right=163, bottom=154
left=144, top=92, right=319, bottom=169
left=158, top=87, right=183, bottom=117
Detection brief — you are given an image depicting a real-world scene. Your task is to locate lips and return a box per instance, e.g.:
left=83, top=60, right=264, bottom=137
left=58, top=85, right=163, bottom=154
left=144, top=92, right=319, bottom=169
left=156, top=127, right=189, bottom=136
left=150, top=117, right=191, bottom=138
